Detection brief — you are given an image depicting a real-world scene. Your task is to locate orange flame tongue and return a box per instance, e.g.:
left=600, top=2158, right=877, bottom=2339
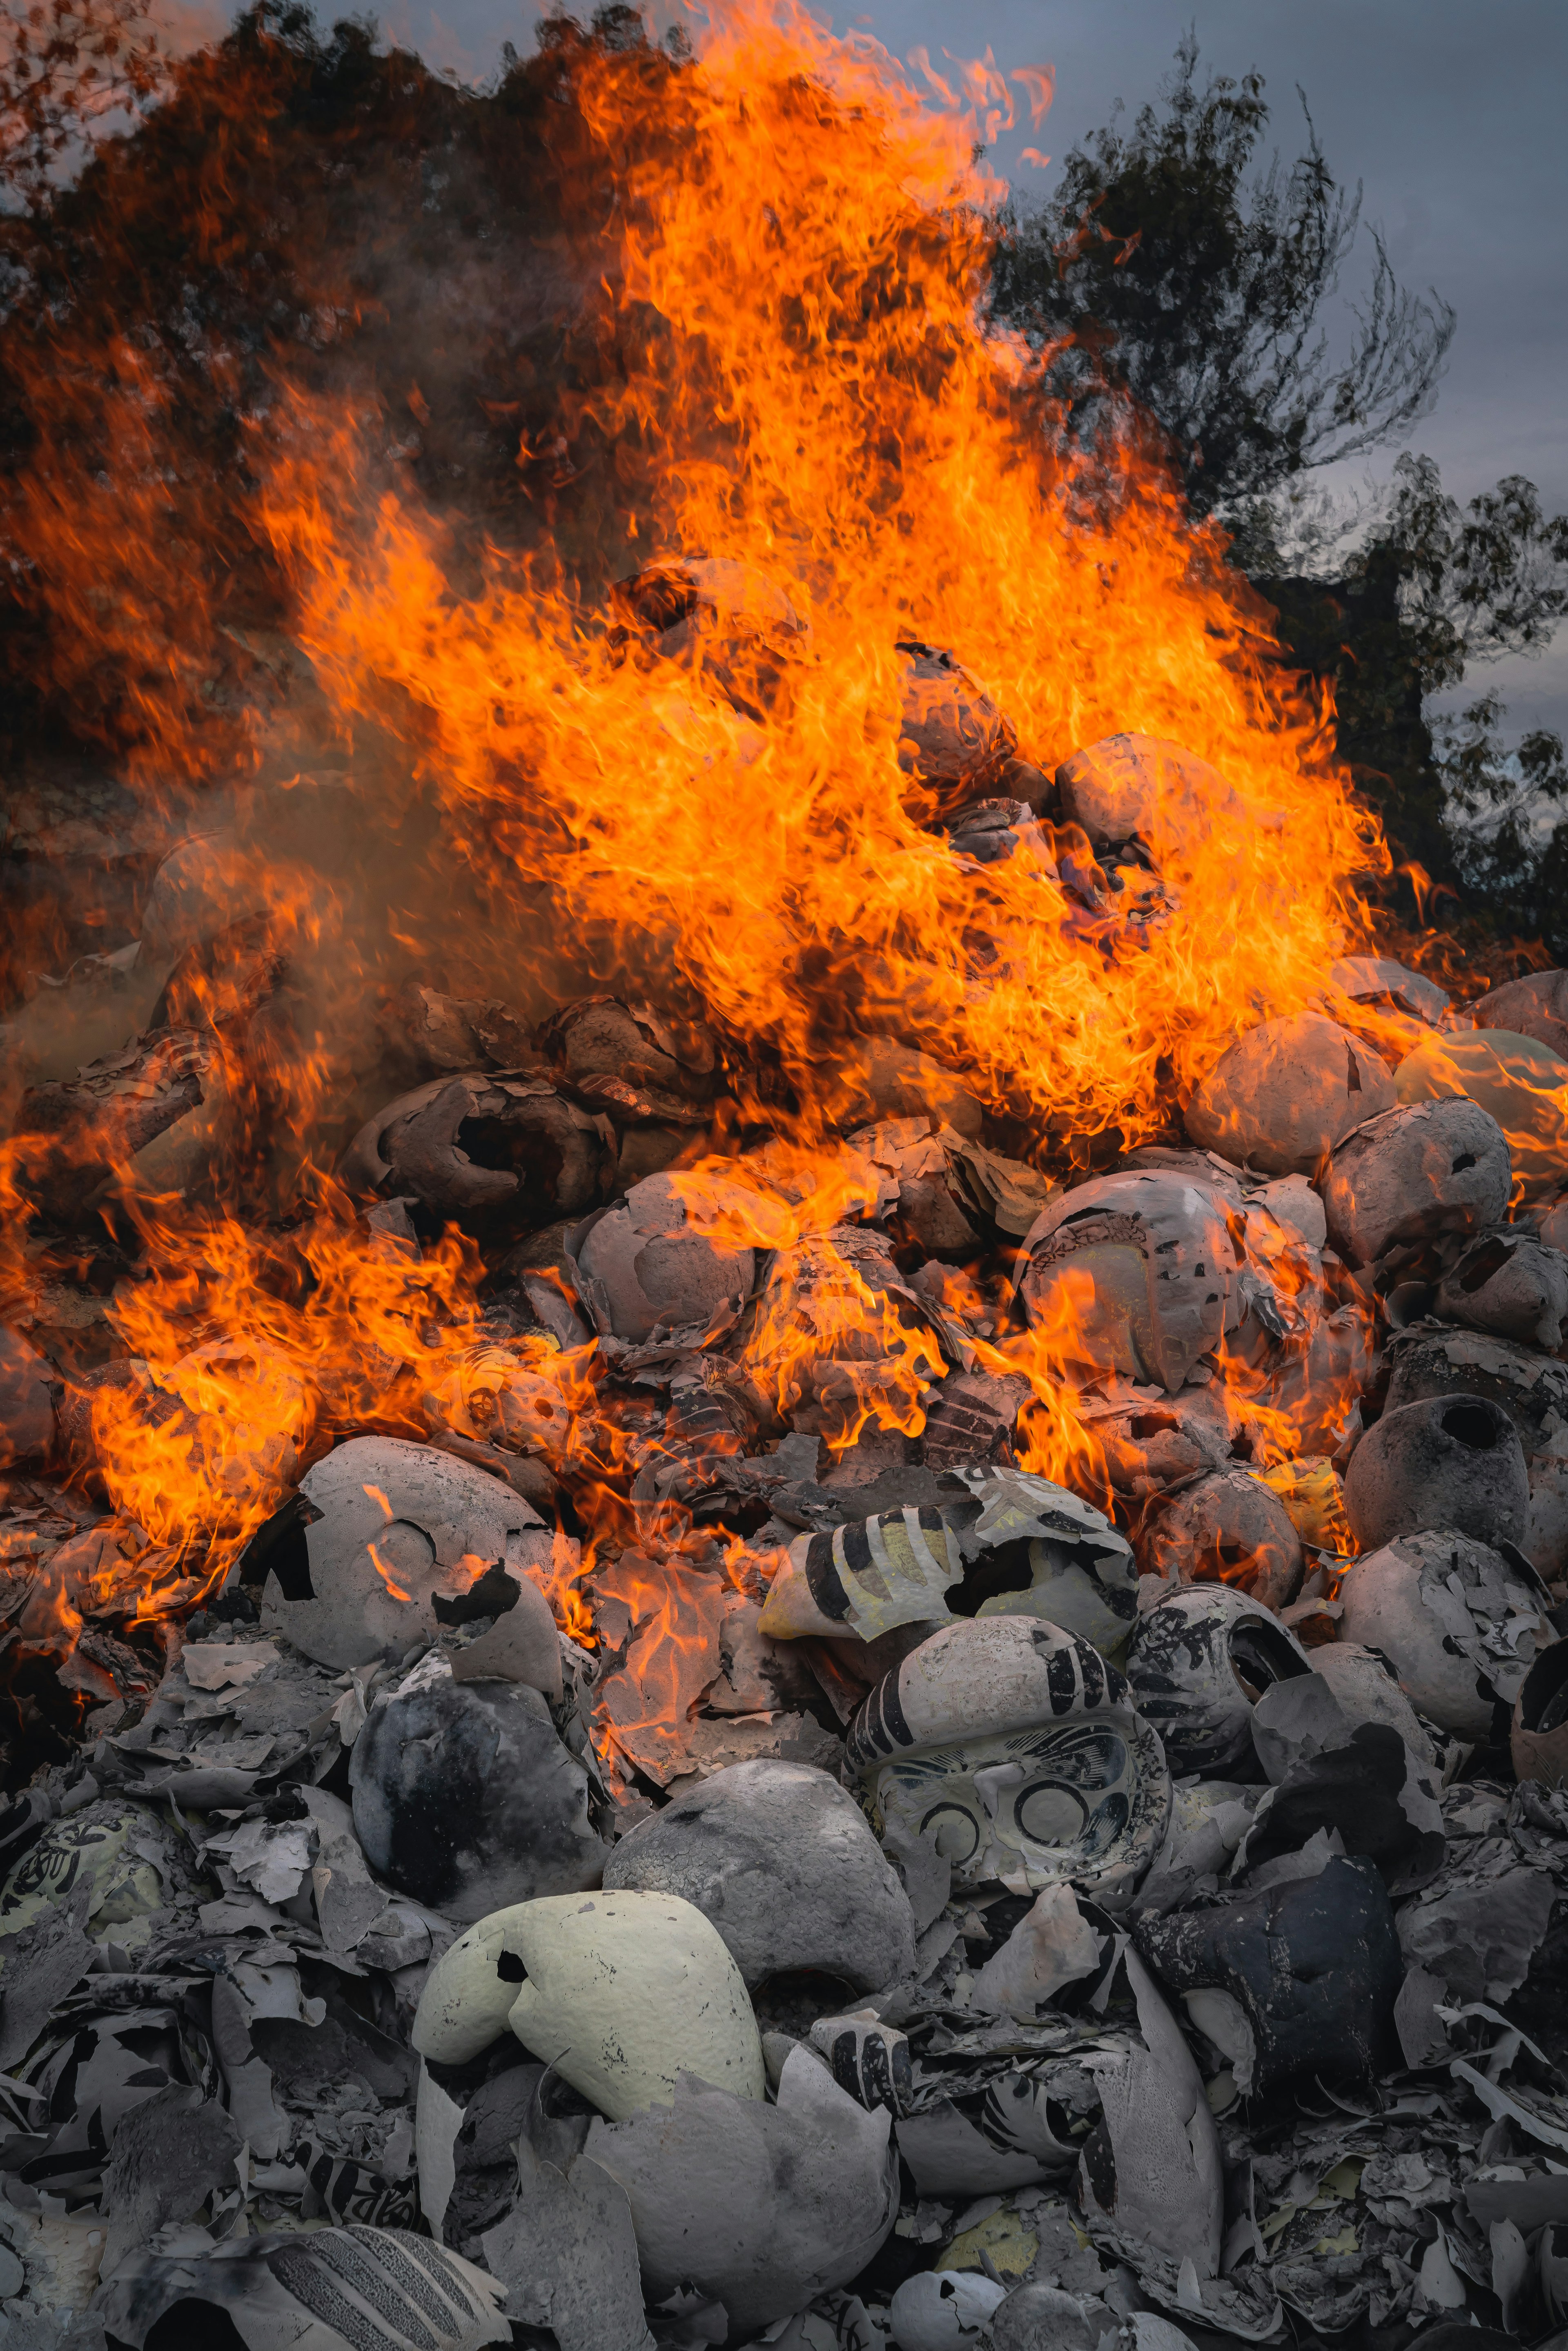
left=1, top=1, right=1393, bottom=1698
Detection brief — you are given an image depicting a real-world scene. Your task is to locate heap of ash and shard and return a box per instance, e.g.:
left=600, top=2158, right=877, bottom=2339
left=4, top=596, right=1568, bottom=2351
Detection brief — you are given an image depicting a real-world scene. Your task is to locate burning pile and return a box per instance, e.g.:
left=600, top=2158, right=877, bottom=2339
left=3, top=4, right=1568, bottom=2348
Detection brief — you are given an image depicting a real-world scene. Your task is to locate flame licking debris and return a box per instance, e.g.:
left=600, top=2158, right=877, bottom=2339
left=1, top=1, right=1568, bottom=2334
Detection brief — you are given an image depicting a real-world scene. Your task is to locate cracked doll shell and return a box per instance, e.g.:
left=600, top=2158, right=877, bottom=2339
left=1138, top=1469, right=1305, bottom=1614
left=845, top=1615, right=1170, bottom=1910
left=258, top=1434, right=551, bottom=1671
left=760, top=1469, right=1138, bottom=1661
left=1511, top=1638, right=1568, bottom=1789
left=412, top=1888, right=764, bottom=2121
left=1055, top=731, right=1247, bottom=862
left=1337, top=1527, right=1556, bottom=1741
left=895, top=640, right=1019, bottom=814
left=1124, top=1584, right=1313, bottom=1776
left=1434, top=1226, right=1568, bottom=1353
left=1396, top=1026, right=1568, bottom=1201
left=1185, top=1013, right=1397, bottom=1178
left=351, top=1671, right=606, bottom=1923
left=1343, top=1391, right=1530, bottom=1553
left=572, top=1170, right=760, bottom=1343
left=341, top=1070, right=613, bottom=1227
left=585, top=2046, right=898, bottom=2337
left=1016, top=1170, right=1242, bottom=1393
left=1320, top=1098, right=1511, bottom=1269
left=1132, top=1853, right=1402, bottom=2098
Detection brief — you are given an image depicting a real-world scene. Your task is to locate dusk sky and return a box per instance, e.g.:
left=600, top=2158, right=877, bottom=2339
left=380, top=0, right=1568, bottom=742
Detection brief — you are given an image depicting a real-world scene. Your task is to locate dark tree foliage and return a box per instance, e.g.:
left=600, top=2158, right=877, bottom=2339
left=1259, top=457, right=1568, bottom=930
left=1433, top=697, right=1568, bottom=960
left=0, top=0, right=167, bottom=212
left=991, top=34, right=1454, bottom=519
left=0, top=0, right=693, bottom=762
left=990, top=34, right=1565, bottom=944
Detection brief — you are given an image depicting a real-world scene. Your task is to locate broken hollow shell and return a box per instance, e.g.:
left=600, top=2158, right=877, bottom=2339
left=895, top=640, right=1019, bottom=815
left=1138, top=1469, right=1305, bottom=1614
left=572, top=1169, right=760, bottom=1342
left=97, top=2225, right=509, bottom=2349
left=1132, top=1853, right=1402, bottom=2098
left=350, top=1671, right=607, bottom=1923
left=1016, top=1169, right=1242, bottom=1391
left=846, top=1615, right=1170, bottom=1910
left=1470, top=966, right=1568, bottom=1059
left=1185, top=1013, right=1397, bottom=1178
left=1124, top=1585, right=1312, bottom=1776
left=1319, top=1097, right=1512, bottom=1268
left=254, top=1433, right=550, bottom=1671
left=757, top=1468, right=1138, bottom=1659
left=1343, top=1392, right=1530, bottom=1553
left=1337, top=1528, right=1556, bottom=1741
left=585, top=2046, right=898, bottom=2335
left=1511, top=1638, right=1568, bottom=1788
left=1434, top=1225, right=1568, bottom=1352
left=1396, top=1027, right=1568, bottom=1201
left=602, top=1757, right=916, bottom=1990
left=412, top=1890, right=765, bottom=2121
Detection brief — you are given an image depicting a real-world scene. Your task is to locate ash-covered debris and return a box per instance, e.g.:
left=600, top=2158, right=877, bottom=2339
left=8, top=745, right=1568, bottom=2351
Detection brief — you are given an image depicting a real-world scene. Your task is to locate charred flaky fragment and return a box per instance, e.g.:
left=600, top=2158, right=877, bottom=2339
left=921, top=1368, right=1033, bottom=1471
left=1125, top=1585, right=1312, bottom=1776
left=1320, top=1097, right=1512, bottom=1268
left=1336, top=1527, right=1556, bottom=1740
left=895, top=641, right=1021, bottom=817
left=351, top=1665, right=608, bottom=1922
left=1137, top=1468, right=1305, bottom=1613
left=1185, top=1013, right=1397, bottom=1177
left=822, top=1034, right=985, bottom=1140
left=1234, top=1717, right=1447, bottom=1895
left=1512, top=1637, right=1568, bottom=1787
left=1016, top=1170, right=1243, bottom=1391
left=1076, top=1948, right=1225, bottom=2282
left=97, top=2225, right=509, bottom=2350
left=11, top=1025, right=210, bottom=1219
left=808, top=2008, right=915, bottom=2113
left=535, top=994, right=721, bottom=1151
left=846, top=1615, right=1170, bottom=1911
left=341, top=1069, right=615, bottom=1227
left=1273, top=1645, right=1440, bottom=1772
left=381, top=979, right=536, bottom=1078
left=1076, top=1380, right=1239, bottom=1501
left=1344, top=1392, right=1530, bottom=1552
left=1434, top=1225, right=1568, bottom=1350
left=850, top=1117, right=1058, bottom=1259
left=1324, top=954, right=1452, bottom=1027
left=1134, top=1853, right=1402, bottom=2097
left=603, top=1757, right=916, bottom=1990
left=0, top=1326, right=56, bottom=1467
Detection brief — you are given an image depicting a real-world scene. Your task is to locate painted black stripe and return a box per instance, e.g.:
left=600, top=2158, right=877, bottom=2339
left=804, top=1529, right=851, bottom=1620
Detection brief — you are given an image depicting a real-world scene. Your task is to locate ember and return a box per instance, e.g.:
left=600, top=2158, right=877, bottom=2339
left=2, top=0, right=1568, bottom=2343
